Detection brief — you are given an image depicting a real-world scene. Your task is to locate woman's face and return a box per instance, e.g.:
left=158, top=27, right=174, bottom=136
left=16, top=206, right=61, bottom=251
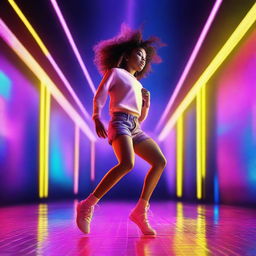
left=126, top=47, right=147, bottom=72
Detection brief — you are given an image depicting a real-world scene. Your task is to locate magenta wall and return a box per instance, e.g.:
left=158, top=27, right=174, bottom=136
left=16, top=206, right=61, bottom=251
left=0, top=54, right=39, bottom=204
left=215, top=29, right=256, bottom=205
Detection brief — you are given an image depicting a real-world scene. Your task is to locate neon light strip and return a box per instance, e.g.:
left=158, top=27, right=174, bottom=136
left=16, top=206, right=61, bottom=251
left=197, top=85, right=206, bottom=198
left=39, top=83, right=51, bottom=198
left=156, top=0, right=223, bottom=131
left=158, top=3, right=256, bottom=141
left=39, top=83, right=45, bottom=198
left=176, top=115, right=183, bottom=197
left=74, top=124, right=80, bottom=194
left=44, top=85, right=51, bottom=197
left=8, top=0, right=91, bottom=121
left=50, top=0, right=96, bottom=94
left=0, top=19, right=96, bottom=141
left=201, top=85, right=206, bottom=180
left=196, top=89, right=202, bottom=199
left=91, top=141, right=95, bottom=181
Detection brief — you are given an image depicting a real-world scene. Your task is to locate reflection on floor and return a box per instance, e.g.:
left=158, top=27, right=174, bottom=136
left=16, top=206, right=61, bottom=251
left=0, top=200, right=256, bottom=255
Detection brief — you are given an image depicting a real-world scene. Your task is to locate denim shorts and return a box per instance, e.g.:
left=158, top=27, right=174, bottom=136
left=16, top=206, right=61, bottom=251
left=107, top=111, right=151, bottom=146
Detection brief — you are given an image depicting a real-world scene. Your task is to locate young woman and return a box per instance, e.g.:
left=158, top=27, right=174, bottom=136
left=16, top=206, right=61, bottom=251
left=76, top=23, right=167, bottom=236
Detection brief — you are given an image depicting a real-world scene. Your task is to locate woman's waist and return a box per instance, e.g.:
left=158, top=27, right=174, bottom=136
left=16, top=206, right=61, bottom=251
left=110, top=108, right=140, bottom=118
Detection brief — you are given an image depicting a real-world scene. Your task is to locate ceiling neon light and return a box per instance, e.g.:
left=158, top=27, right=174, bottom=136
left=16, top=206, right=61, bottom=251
left=50, top=0, right=96, bottom=94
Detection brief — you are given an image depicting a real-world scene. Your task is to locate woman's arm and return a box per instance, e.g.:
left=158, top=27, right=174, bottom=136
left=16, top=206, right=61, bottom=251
left=138, top=88, right=150, bottom=123
left=92, top=68, right=115, bottom=120
left=138, top=100, right=150, bottom=123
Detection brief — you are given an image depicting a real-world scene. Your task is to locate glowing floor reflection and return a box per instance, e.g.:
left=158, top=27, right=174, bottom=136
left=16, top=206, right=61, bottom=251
left=0, top=200, right=256, bottom=255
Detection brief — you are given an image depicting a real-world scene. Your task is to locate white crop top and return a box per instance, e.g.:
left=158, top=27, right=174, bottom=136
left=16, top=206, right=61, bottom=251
left=92, top=67, right=143, bottom=119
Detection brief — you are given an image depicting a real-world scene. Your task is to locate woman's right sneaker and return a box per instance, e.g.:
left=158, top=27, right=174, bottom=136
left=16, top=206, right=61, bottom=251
left=129, top=203, right=157, bottom=235
left=76, top=194, right=100, bottom=234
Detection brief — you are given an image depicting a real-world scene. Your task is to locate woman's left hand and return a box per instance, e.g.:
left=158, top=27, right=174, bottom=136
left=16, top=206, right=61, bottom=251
left=141, top=88, right=150, bottom=107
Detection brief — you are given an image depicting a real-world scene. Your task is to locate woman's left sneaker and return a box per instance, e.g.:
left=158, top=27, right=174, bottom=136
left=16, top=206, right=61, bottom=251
left=129, top=203, right=157, bottom=235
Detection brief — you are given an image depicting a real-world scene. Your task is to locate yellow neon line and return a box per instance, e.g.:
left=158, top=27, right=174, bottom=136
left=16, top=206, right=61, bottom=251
left=196, top=91, right=202, bottom=199
left=176, top=115, right=183, bottom=197
left=39, top=83, right=45, bottom=198
left=44, top=87, right=51, bottom=197
left=158, top=3, right=256, bottom=140
left=202, top=85, right=206, bottom=179
left=39, top=83, right=42, bottom=198
left=8, top=0, right=49, bottom=55
left=39, top=83, right=51, bottom=198
left=43, top=85, right=46, bottom=198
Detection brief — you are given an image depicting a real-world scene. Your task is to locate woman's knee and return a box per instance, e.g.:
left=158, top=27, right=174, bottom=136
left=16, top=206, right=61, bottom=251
left=153, top=156, right=167, bottom=168
left=118, top=160, right=135, bottom=173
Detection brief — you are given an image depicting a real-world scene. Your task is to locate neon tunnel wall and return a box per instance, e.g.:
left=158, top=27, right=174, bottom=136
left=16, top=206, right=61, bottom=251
left=162, top=26, right=256, bottom=206
left=0, top=52, right=92, bottom=204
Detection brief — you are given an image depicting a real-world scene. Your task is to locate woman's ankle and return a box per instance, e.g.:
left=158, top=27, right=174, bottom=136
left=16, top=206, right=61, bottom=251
left=134, top=197, right=149, bottom=209
left=84, top=193, right=100, bottom=205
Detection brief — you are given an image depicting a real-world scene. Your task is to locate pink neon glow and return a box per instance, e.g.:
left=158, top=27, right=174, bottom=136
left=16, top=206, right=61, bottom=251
left=91, top=141, right=95, bottom=181
left=50, top=0, right=96, bottom=94
left=217, top=29, right=256, bottom=203
left=155, top=0, right=223, bottom=132
left=74, top=125, right=80, bottom=194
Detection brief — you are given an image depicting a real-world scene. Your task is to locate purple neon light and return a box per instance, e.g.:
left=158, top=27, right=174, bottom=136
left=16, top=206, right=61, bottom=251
left=50, top=0, right=96, bottom=94
left=155, top=0, right=223, bottom=132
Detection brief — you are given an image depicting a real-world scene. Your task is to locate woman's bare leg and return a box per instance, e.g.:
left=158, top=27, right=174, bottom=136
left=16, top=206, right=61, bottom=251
left=92, top=134, right=135, bottom=199
left=133, top=138, right=167, bottom=201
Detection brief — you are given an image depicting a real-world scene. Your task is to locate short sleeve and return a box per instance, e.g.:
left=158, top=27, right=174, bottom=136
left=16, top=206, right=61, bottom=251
left=92, top=68, right=116, bottom=119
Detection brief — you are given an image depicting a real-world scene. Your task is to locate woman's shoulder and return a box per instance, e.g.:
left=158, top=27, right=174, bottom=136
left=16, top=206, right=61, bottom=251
left=106, top=67, right=118, bottom=76
left=111, top=67, right=119, bottom=72
left=102, top=68, right=117, bottom=78
left=112, top=67, right=126, bottom=73
left=108, top=67, right=122, bottom=77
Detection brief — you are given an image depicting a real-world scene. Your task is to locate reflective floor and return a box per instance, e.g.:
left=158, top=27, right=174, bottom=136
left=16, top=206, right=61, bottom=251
left=0, top=200, right=256, bottom=255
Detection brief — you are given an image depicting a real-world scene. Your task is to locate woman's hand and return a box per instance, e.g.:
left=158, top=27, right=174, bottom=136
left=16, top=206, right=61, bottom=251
left=93, top=118, right=108, bottom=138
left=141, top=88, right=150, bottom=108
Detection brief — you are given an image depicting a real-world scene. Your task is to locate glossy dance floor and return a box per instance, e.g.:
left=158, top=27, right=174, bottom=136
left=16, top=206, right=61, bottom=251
left=0, top=200, right=256, bottom=256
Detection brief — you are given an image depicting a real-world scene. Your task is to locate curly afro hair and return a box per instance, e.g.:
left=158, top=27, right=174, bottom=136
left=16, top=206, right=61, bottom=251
left=92, top=22, right=167, bottom=80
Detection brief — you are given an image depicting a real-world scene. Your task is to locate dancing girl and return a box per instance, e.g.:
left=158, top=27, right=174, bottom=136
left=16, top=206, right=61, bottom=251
left=76, top=23, right=167, bottom=236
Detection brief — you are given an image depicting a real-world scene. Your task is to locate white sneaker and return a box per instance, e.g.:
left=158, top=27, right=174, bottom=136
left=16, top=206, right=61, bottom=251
left=76, top=199, right=100, bottom=234
left=129, top=203, right=157, bottom=235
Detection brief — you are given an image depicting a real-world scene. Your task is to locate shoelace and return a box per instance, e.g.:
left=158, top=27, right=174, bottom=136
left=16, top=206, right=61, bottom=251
left=134, top=204, right=154, bottom=225
left=144, top=204, right=154, bottom=224
left=79, top=203, right=100, bottom=222
left=146, top=204, right=154, bottom=218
